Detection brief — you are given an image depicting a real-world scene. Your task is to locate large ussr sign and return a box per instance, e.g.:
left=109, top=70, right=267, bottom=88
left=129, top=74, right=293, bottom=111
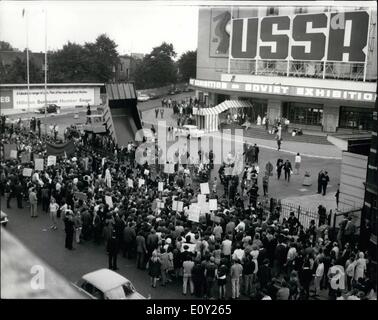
left=231, top=11, right=370, bottom=62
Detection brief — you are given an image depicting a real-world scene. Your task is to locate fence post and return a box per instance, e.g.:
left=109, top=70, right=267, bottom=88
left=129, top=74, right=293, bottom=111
left=297, top=206, right=301, bottom=221
left=333, top=210, right=337, bottom=229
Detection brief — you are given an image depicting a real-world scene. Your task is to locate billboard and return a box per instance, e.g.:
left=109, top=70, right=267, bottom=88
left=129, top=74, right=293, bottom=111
left=0, top=89, right=13, bottom=109
left=12, top=87, right=95, bottom=109
left=209, top=8, right=231, bottom=57
left=231, top=11, right=370, bottom=62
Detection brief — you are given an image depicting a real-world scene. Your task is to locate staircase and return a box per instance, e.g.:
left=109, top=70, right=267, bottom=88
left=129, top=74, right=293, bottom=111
left=221, top=123, right=332, bottom=145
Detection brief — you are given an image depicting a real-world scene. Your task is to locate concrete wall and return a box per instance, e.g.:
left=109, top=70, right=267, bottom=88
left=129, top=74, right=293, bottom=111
left=267, top=99, right=282, bottom=120
left=322, top=104, right=340, bottom=133
left=339, top=151, right=368, bottom=210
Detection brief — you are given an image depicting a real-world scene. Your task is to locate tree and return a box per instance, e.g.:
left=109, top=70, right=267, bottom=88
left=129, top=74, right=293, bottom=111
left=0, top=41, right=15, bottom=51
left=49, top=42, right=93, bottom=83
left=134, top=42, right=177, bottom=89
left=85, top=34, right=120, bottom=82
left=48, top=34, right=120, bottom=83
left=177, top=50, right=196, bottom=82
left=1, top=56, right=43, bottom=83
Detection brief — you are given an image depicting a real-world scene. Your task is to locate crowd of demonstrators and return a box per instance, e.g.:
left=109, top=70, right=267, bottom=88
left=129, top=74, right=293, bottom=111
left=1, top=121, right=376, bottom=301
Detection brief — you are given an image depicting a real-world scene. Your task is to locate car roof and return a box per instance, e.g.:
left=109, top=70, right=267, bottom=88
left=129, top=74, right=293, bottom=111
left=183, top=125, right=197, bottom=129
left=82, top=269, right=129, bottom=292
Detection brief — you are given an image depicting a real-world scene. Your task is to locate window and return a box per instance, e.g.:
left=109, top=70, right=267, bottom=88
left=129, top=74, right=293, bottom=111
left=283, top=102, right=323, bottom=126
left=339, top=106, right=374, bottom=130
left=267, top=7, right=279, bottom=16
left=295, top=7, right=307, bottom=14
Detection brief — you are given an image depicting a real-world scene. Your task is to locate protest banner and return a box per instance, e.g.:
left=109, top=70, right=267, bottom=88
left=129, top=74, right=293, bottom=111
left=47, top=155, right=57, bottom=166
left=200, top=182, right=210, bottom=195
left=46, top=140, right=75, bottom=156
left=105, top=195, right=113, bottom=208
left=209, top=199, right=218, bottom=211
left=172, top=200, right=178, bottom=211
left=34, top=158, right=44, bottom=171
left=138, top=178, right=145, bottom=187
left=22, top=168, right=33, bottom=177
left=158, top=182, right=164, bottom=192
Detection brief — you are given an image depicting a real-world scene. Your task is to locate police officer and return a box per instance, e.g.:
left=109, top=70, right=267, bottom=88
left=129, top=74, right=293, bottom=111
left=107, top=230, right=120, bottom=270
left=64, top=210, right=75, bottom=250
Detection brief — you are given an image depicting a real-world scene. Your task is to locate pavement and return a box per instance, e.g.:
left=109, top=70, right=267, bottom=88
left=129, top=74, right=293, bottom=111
left=140, top=108, right=342, bottom=159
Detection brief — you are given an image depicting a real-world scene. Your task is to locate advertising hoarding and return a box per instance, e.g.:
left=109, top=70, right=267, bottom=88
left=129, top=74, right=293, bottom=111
left=12, top=87, right=95, bottom=109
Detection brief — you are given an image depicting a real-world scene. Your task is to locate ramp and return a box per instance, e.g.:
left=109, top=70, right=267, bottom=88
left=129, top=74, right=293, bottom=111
left=103, top=83, right=142, bottom=147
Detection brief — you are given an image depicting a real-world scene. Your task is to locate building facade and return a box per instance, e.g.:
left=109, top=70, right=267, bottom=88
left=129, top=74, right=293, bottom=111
left=190, top=3, right=377, bottom=133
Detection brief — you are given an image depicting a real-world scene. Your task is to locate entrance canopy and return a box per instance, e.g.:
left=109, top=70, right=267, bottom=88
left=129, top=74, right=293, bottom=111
left=193, top=100, right=252, bottom=116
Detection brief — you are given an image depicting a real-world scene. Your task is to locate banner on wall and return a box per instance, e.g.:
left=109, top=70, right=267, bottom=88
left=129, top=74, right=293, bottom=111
left=12, top=87, right=95, bottom=109
left=209, top=8, right=231, bottom=57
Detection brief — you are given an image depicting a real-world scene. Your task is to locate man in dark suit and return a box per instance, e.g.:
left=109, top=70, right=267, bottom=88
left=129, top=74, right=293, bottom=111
left=123, top=222, right=136, bottom=259
left=317, top=169, right=324, bottom=194
left=107, top=230, right=120, bottom=270
left=136, top=232, right=147, bottom=269
left=64, top=211, right=75, bottom=250
left=14, top=180, right=24, bottom=209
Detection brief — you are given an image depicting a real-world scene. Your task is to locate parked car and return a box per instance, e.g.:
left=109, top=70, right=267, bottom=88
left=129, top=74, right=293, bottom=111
left=137, top=93, right=150, bottom=102
left=148, top=92, right=158, bottom=100
left=174, top=124, right=205, bottom=139
left=183, top=86, right=193, bottom=92
left=1, top=211, right=8, bottom=227
left=73, top=269, right=146, bottom=300
left=38, top=104, right=60, bottom=114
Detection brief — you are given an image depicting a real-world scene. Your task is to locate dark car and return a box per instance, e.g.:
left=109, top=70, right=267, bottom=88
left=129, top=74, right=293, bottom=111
left=38, top=104, right=60, bottom=114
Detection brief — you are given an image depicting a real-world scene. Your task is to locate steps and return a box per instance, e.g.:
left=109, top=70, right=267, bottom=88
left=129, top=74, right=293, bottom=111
left=221, top=124, right=332, bottom=145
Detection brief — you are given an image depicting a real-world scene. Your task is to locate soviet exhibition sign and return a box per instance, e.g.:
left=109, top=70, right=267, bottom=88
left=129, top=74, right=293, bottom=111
left=231, top=11, right=370, bottom=62
left=189, top=79, right=376, bottom=103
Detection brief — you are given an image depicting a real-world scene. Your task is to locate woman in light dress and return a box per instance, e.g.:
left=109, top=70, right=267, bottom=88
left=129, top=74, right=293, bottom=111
left=354, top=251, right=367, bottom=281
left=294, top=153, right=301, bottom=175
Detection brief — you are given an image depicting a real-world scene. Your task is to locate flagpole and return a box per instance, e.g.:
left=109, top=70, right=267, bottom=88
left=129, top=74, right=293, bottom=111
left=44, top=8, right=48, bottom=135
left=26, top=9, right=30, bottom=112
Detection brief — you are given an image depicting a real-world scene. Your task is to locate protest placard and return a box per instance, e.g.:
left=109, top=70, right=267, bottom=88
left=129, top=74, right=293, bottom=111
left=164, top=163, right=175, bottom=174
left=188, top=204, right=200, bottom=222
left=224, top=167, right=233, bottom=176
left=47, top=155, right=57, bottom=166
left=210, top=214, right=221, bottom=224
left=200, top=201, right=210, bottom=214
left=158, top=182, right=164, bottom=192
left=74, top=192, right=88, bottom=201
left=200, top=182, right=210, bottom=195
left=177, top=201, right=184, bottom=212
left=22, top=168, right=33, bottom=177
left=197, top=194, right=207, bottom=204
left=3, top=144, right=17, bottom=159
left=144, top=169, right=149, bottom=176
left=21, top=152, right=31, bottom=163
left=127, top=178, right=134, bottom=188
left=34, top=158, right=44, bottom=171
left=172, top=200, right=178, bottom=211
left=138, top=178, right=145, bottom=187
left=10, top=150, right=18, bottom=159
left=105, top=195, right=113, bottom=208
left=209, top=199, right=218, bottom=211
